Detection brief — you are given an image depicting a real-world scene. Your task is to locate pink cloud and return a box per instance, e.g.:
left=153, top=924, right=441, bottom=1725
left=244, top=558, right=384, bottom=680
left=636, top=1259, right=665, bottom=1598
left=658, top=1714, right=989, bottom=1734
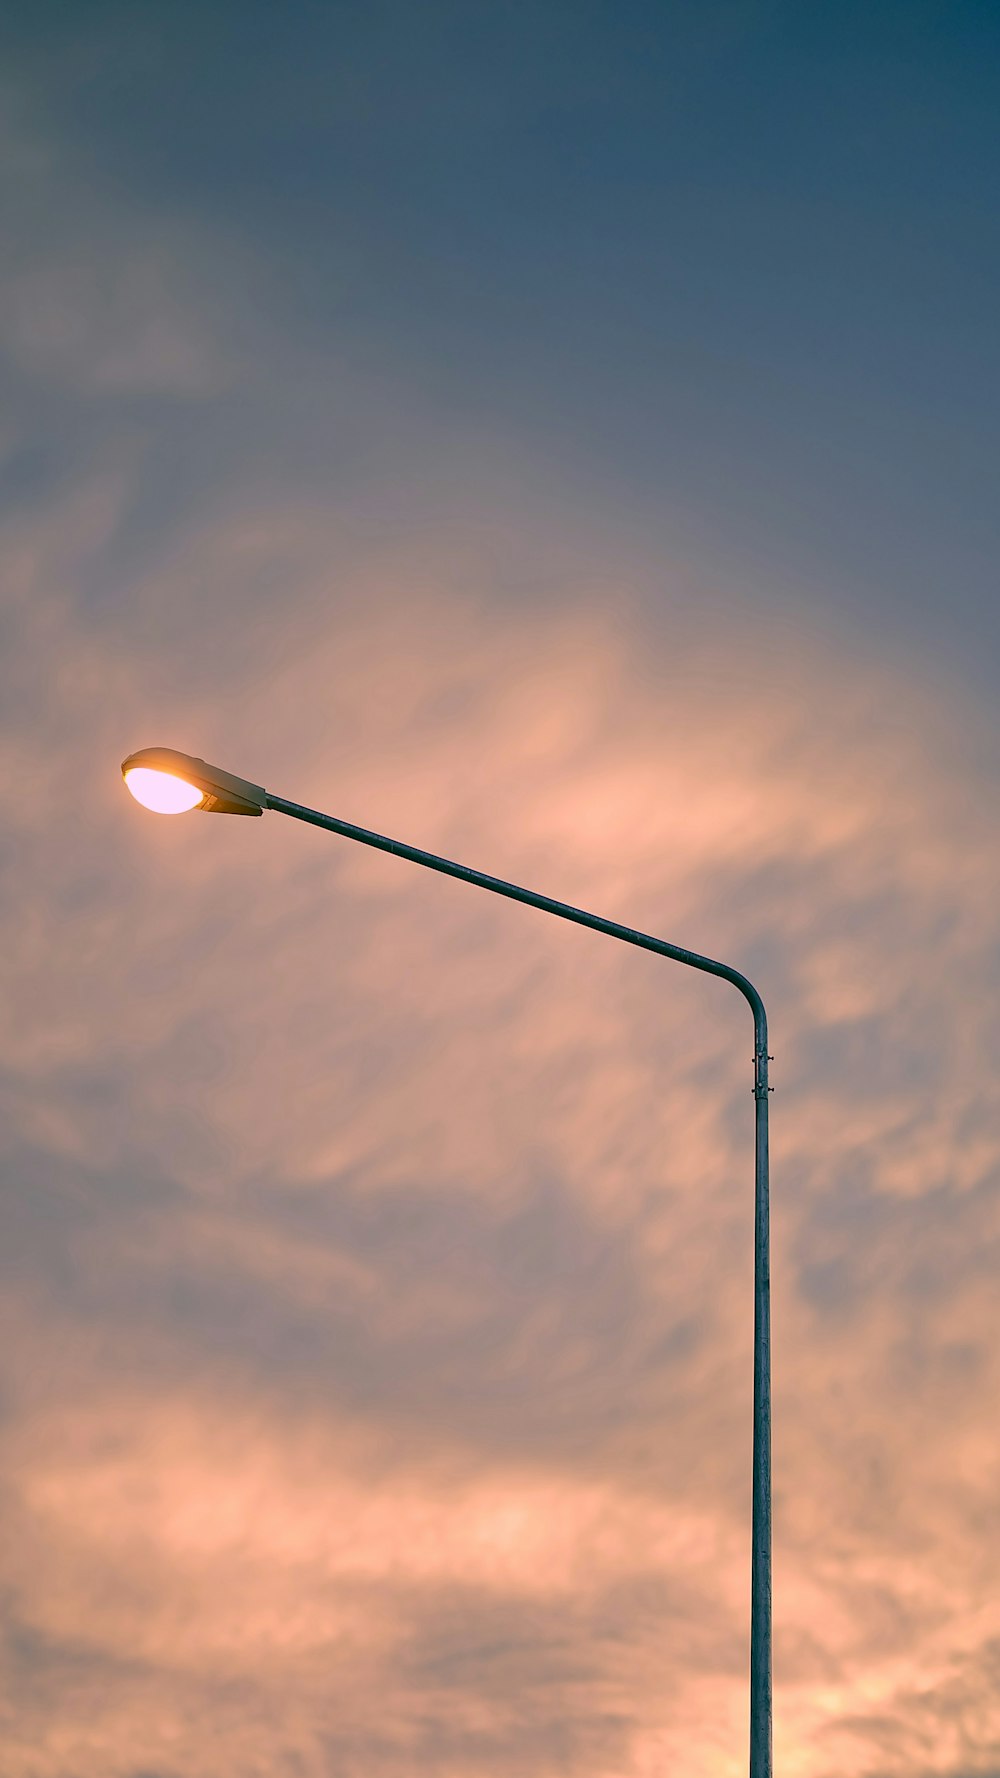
left=1, top=480, right=998, bottom=1776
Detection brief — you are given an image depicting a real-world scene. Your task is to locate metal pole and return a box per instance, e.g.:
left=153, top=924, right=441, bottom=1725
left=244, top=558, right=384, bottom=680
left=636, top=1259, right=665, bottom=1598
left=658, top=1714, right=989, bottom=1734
left=751, top=1027, right=772, bottom=1778
left=265, top=789, right=772, bottom=1775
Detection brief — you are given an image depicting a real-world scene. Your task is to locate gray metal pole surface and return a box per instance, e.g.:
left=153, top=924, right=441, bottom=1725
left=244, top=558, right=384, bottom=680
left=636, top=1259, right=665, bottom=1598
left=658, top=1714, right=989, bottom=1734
left=265, top=789, right=772, bottom=1776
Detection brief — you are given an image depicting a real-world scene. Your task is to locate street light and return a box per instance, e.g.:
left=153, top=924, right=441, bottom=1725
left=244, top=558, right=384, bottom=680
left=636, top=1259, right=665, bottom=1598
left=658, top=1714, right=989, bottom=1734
left=121, top=743, right=774, bottom=1778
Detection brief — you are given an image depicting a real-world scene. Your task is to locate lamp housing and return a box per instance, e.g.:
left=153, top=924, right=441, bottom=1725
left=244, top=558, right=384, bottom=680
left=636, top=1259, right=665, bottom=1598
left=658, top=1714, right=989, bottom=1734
left=121, top=747, right=267, bottom=816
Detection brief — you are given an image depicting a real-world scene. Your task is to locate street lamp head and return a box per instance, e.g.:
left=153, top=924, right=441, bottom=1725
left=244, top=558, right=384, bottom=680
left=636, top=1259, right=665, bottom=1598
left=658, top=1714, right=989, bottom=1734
left=121, top=748, right=267, bottom=817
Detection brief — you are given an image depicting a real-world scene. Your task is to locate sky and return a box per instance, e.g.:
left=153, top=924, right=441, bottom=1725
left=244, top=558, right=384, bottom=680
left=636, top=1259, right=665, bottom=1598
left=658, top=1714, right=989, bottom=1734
left=1, top=4, right=999, bottom=1775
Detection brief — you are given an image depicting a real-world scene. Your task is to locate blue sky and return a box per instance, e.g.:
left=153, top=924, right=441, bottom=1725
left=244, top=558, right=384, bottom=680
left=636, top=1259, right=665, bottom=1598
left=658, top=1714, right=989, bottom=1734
left=3, top=0, right=999, bottom=679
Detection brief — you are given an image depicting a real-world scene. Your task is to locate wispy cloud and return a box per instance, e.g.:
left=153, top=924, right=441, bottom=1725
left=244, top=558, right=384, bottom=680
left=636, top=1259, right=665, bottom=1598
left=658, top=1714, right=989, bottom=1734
left=2, top=19, right=999, bottom=1775
left=3, top=483, right=999, bottom=1773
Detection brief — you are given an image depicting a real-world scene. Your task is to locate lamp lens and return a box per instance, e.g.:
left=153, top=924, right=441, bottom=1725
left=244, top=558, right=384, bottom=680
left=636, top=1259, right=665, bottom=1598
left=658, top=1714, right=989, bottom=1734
left=124, top=767, right=205, bottom=814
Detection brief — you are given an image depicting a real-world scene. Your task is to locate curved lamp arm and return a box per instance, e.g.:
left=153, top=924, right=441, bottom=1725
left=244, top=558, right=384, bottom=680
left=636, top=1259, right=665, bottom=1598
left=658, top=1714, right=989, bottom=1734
left=267, top=789, right=767, bottom=1038
left=122, top=747, right=773, bottom=1778
left=266, top=787, right=773, bottom=1778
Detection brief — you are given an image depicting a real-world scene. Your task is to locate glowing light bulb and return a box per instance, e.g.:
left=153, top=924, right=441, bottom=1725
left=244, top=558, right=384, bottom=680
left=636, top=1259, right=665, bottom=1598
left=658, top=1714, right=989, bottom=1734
left=124, top=767, right=205, bottom=814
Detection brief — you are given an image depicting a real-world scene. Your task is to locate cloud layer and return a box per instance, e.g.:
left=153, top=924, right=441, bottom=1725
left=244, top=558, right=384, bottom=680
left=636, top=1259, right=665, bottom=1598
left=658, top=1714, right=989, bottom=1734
left=2, top=20, right=1000, bottom=1776
left=3, top=494, right=1000, bottom=1775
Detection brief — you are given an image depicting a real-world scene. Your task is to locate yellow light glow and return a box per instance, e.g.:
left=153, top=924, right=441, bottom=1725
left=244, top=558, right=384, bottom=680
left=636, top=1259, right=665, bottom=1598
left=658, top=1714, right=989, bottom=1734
left=124, top=767, right=205, bottom=814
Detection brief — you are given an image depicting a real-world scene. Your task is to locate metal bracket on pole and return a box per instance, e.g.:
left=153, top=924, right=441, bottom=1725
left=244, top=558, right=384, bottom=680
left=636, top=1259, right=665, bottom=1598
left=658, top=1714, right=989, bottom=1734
left=753, top=1047, right=774, bottom=1101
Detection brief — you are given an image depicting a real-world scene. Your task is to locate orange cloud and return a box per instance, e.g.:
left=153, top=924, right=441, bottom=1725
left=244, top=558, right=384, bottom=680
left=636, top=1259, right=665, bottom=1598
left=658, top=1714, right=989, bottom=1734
left=1, top=478, right=998, bottom=1778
